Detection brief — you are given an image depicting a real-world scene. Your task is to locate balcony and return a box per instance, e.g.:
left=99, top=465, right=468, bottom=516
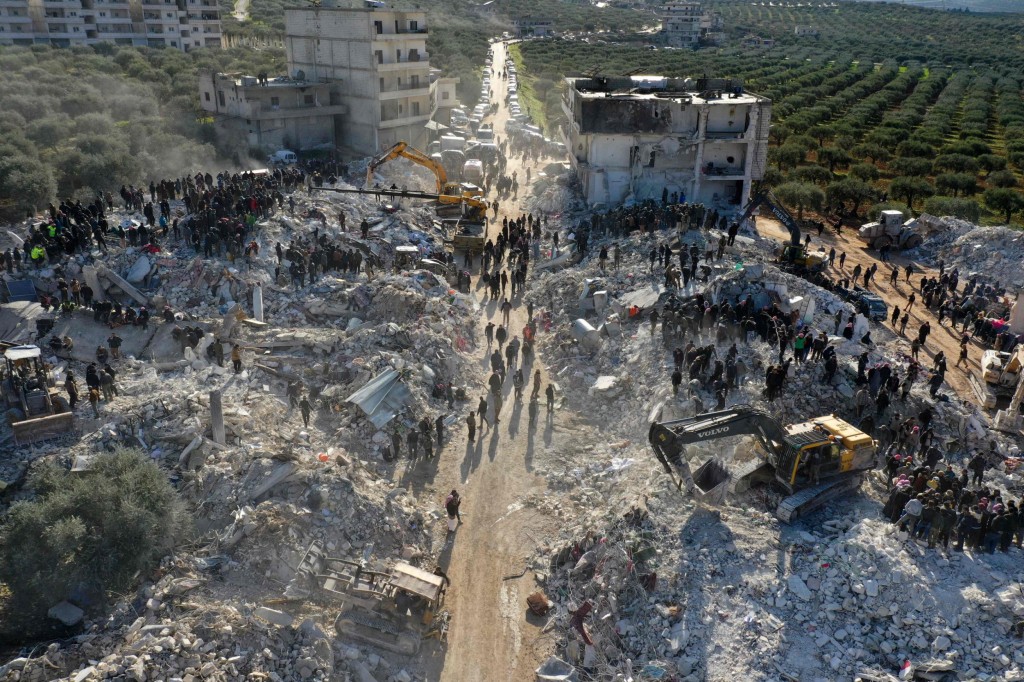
left=250, top=102, right=347, bottom=119
left=702, top=164, right=745, bottom=179
left=375, top=54, right=429, bottom=72
left=704, top=130, right=746, bottom=141
left=378, top=111, right=429, bottom=128
left=372, top=28, right=427, bottom=40
left=378, top=84, right=429, bottom=100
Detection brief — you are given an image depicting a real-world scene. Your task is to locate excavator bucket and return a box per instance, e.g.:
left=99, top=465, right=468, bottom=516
left=690, top=458, right=731, bottom=505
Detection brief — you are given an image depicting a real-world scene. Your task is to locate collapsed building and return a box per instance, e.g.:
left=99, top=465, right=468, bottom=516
left=560, top=75, right=771, bottom=210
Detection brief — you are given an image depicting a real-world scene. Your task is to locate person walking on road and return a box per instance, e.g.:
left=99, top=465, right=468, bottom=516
left=445, top=490, right=462, bottom=531
left=477, top=395, right=490, bottom=427
left=545, top=384, right=555, bottom=413
left=532, top=369, right=542, bottom=399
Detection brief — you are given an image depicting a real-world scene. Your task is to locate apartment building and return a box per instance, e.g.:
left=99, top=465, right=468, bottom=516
left=429, top=74, right=460, bottom=126
left=284, top=4, right=431, bottom=155
left=0, top=0, right=222, bottom=50
left=560, top=76, right=772, bottom=209
left=198, top=71, right=348, bottom=153
left=659, top=1, right=722, bottom=48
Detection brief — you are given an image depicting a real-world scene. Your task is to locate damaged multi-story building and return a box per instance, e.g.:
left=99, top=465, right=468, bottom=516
left=658, top=2, right=723, bottom=48
left=560, top=75, right=771, bottom=210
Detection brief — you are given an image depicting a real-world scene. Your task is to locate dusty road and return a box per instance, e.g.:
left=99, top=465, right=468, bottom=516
left=397, top=40, right=567, bottom=681
left=754, top=215, right=980, bottom=404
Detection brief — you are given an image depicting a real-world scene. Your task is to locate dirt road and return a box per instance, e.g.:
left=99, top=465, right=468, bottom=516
left=754, top=214, right=980, bottom=404
left=398, top=40, right=566, bottom=681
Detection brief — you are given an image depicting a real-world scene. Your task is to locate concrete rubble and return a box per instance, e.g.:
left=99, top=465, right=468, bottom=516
left=0, top=160, right=480, bottom=682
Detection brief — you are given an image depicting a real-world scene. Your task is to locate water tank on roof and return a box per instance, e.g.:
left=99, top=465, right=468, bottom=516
left=241, top=76, right=258, bottom=86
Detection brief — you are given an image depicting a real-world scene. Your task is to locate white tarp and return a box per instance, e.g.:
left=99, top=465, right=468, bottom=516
left=346, top=368, right=413, bottom=429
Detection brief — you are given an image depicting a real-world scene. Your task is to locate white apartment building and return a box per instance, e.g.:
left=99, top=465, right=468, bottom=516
left=429, top=74, right=460, bottom=126
left=659, top=1, right=722, bottom=48
left=561, top=76, right=772, bottom=209
left=0, top=0, right=222, bottom=50
left=284, top=4, right=431, bottom=155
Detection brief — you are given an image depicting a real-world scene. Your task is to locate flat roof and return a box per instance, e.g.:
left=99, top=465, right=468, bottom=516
left=567, top=75, right=767, bottom=105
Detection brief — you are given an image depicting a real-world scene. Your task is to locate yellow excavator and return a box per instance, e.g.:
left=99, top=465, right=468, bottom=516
left=649, top=406, right=877, bottom=521
left=364, top=141, right=489, bottom=221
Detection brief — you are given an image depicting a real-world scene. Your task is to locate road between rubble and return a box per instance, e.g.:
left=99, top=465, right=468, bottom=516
left=754, top=216, right=979, bottom=407
left=400, top=40, right=563, bottom=681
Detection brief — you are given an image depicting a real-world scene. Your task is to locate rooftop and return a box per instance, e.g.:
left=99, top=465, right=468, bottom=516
left=213, top=73, right=332, bottom=88
left=567, top=75, right=766, bottom=104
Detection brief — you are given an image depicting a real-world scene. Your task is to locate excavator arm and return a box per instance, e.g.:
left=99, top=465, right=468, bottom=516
left=736, top=190, right=801, bottom=246
left=648, top=406, right=788, bottom=475
left=365, top=142, right=451, bottom=194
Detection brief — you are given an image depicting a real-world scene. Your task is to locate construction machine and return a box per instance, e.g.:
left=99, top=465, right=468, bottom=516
left=2, top=344, right=74, bottom=446
left=736, top=191, right=825, bottom=273
left=648, top=406, right=876, bottom=521
left=971, top=347, right=1023, bottom=409
left=366, top=141, right=484, bottom=204
left=858, top=210, right=923, bottom=251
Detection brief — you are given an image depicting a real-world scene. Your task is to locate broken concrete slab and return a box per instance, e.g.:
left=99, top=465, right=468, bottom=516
left=47, top=600, right=84, bottom=626
left=253, top=607, right=294, bottom=627
left=95, top=264, right=149, bottom=305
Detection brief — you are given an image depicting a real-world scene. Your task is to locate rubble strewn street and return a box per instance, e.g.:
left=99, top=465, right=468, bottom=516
left=2, top=38, right=1023, bottom=682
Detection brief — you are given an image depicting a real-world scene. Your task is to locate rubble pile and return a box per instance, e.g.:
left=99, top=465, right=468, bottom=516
left=535, top=491, right=1024, bottom=682
left=919, top=224, right=1024, bottom=287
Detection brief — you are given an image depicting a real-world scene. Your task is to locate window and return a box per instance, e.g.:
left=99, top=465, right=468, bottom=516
left=374, top=19, right=382, bottom=34
left=375, top=49, right=383, bottom=64
left=409, top=19, right=417, bottom=31
left=412, top=101, right=420, bottom=115
left=270, top=96, right=280, bottom=107
left=442, top=91, right=449, bottom=100
left=217, top=91, right=224, bottom=106
left=396, top=49, right=401, bottom=61
left=398, top=104, right=403, bottom=114
left=379, top=77, right=384, bottom=90
left=204, top=92, right=210, bottom=101
left=410, top=74, right=419, bottom=88
left=394, top=19, right=399, bottom=32
left=304, top=94, right=314, bottom=105
left=397, top=76, right=401, bottom=85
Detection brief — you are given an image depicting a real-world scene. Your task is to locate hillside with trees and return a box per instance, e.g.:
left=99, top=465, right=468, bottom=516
left=512, top=0, right=1024, bottom=225
left=0, top=45, right=283, bottom=220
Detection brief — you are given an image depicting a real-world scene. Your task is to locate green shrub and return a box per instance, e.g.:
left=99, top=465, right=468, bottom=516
left=0, top=447, right=190, bottom=636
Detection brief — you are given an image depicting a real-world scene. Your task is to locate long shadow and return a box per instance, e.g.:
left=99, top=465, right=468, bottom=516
left=459, top=434, right=484, bottom=483
left=486, top=422, right=501, bottom=462
left=506, top=395, right=523, bottom=440
left=543, top=408, right=555, bottom=446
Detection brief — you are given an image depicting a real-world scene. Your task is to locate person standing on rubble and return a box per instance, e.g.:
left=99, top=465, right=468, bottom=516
left=407, top=427, right=419, bottom=461
left=435, top=414, right=445, bottom=446
left=299, top=396, right=312, bottom=428
left=65, top=372, right=79, bottom=410
left=108, top=332, right=122, bottom=359
left=231, top=344, right=242, bottom=373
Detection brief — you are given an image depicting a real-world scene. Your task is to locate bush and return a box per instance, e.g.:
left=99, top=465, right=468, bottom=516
left=0, top=447, right=190, bottom=636
left=922, top=196, right=980, bottom=223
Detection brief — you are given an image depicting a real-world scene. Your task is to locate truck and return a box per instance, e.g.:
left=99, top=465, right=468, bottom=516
left=648, top=406, right=877, bottom=521
left=849, top=287, right=888, bottom=322
left=462, top=159, right=485, bottom=186
left=268, top=150, right=298, bottom=166
left=858, top=210, right=923, bottom=251
left=2, top=345, right=74, bottom=446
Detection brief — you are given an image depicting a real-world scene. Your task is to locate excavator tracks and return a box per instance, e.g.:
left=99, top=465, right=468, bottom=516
left=775, top=475, right=864, bottom=522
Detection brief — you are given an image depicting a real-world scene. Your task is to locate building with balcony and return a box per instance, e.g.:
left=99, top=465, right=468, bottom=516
left=199, top=71, right=347, bottom=153
left=0, top=0, right=222, bottom=49
left=429, top=74, right=460, bottom=126
left=512, top=16, right=552, bottom=37
left=284, top=4, right=431, bottom=155
left=659, top=2, right=722, bottom=48
left=560, top=75, right=771, bottom=209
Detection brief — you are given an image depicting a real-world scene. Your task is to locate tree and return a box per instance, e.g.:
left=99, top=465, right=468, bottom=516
left=849, top=163, right=880, bottom=183
left=889, top=176, right=935, bottom=209
left=934, top=153, right=979, bottom=174
left=773, top=181, right=825, bottom=221
left=808, top=124, right=836, bottom=148
left=889, top=157, right=933, bottom=178
left=817, top=147, right=853, bottom=173
left=771, top=144, right=806, bottom=171
left=852, top=143, right=890, bottom=164
left=935, top=172, right=978, bottom=198
left=0, top=447, right=189, bottom=635
left=826, top=177, right=877, bottom=217
left=895, top=140, right=933, bottom=158
left=0, top=152, right=57, bottom=222
left=923, top=196, right=981, bottom=223
left=977, top=154, right=1007, bottom=177
left=984, top=188, right=1024, bottom=224
left=987, top=169, right=1018, bottom=188
left=791, top=164, right=833, bottom=187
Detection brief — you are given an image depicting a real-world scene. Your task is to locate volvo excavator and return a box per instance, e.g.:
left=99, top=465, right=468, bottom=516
left=364, top=141, right=489, bottom=221
left=736, top=190, right=825, bottom=273
left=648, top=406, right=876, bottom=521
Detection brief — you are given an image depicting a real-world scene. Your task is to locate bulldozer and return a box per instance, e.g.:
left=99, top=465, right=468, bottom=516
left=648, top=406, right=876, bottom=521
left=2, top=344, right=74, bottom=446
left=291, top=541, right=449, bottom=656
left=858, top=210, right=923, bottom=251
